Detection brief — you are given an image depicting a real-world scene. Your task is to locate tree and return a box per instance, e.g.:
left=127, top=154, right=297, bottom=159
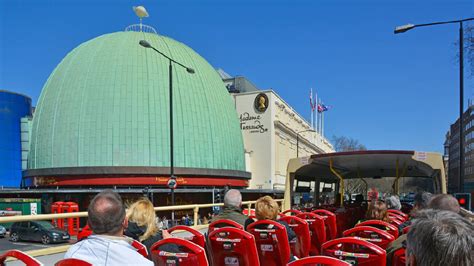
left=331, top=135, right=367, bottom=152
left=465, top=25, right=474, bottom=77
left=456, top=24, right=474, bottom=77
left=331, top=135, right=367, bottom=194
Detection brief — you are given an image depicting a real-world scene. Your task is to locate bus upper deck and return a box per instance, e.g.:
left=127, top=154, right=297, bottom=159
left=284, top=150, right=446, bottom=210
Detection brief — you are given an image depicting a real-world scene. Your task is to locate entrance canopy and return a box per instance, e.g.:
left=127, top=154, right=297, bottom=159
left=284, top=150, right=446, bottom=210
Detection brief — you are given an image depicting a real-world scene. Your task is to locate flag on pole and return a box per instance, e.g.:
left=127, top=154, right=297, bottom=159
left=317, top=103, right=332, bottom=113
left=309, top=89, right=315, bottom=111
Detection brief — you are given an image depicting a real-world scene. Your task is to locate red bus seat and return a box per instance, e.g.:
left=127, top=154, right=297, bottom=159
left=150, top=238, right=208, bottom=266
left=131, top=239, right=149, bottom=258
left=208, top=227, right=260, bottom=266
left=335, top=210, right=352, bottom=235
left=387, top=209, right=409, bottom=220
left=0, top=250, right=43, bottom=266
left=342, top=226, right=395, bottom=249
left=392, top=248, right=406, bottom=266
left=55, top=258, right=92, bottom=266
left=243, top=209, right=255, bottom=216
left=169, top=225, right=206, bottom=249
left=402, top=226, right=410, bottom=235
left=296, top=212, right=326, bottom=255
left=311, top=209, right=337, bottom=240
left=208, top=219, right=244, bottom=234
left=388, top=212, right=406, bottom=222
left=77, top=225, right=92, bottom=241
left=247, top=220, right=291, bottom=266
left=287, top=256, right=351, bottom=266
left=281, top=209, right=302, bottom=216
left=388, top=216, right=403, bottom=227
left=278, top=216, right=311, bottom=258
left=356, top=220, right=399, bottom=239
left=321, top=237, right=387, bottom=266
left=388, top=213, right=404, bottom=221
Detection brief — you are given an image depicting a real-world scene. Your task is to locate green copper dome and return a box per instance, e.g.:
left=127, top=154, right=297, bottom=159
left=28, top=31, right=245, bottom=173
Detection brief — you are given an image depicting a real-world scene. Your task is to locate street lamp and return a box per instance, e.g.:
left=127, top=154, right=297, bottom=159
left=394, top=18, right=474, bottom=193
left=296, top=129, right=316, bottom=157
left=139, top=40, right=195, bottom=224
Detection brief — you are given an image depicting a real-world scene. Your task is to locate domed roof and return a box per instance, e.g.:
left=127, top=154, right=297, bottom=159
left=28, top=31, right=245, bottom=174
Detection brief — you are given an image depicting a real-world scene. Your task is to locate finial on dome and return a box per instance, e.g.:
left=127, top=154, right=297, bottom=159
left=125, top=6, right=157, bottom=34
left=133, top=6, right=148, bottom=32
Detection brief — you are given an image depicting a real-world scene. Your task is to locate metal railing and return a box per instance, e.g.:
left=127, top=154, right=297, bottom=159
left=0, top=199, right=284, bottom=227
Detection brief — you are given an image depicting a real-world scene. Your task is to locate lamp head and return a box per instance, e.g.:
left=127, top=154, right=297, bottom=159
left=186, top=67, right=195, bottom=74
left=394, top=24, right=415, bottom=34
left=139, top=40, right=152, bottom=48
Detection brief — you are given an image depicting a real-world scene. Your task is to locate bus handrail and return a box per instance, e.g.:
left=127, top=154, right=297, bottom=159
left=0, top=199, right=284, bottom=225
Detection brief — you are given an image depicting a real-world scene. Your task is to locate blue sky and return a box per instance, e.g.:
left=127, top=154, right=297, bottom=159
left=1, top=0, right=473, bottom=153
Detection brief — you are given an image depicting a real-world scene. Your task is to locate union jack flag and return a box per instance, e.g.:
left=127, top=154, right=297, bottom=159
left=317, top=103, right=331, bottom=113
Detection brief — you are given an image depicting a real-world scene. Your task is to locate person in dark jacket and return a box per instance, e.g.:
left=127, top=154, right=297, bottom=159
left=124, top=198, right=179, bottom=257
left=386, top=193, right=463, bottom=265
left=397, top=192, right=433, bottom=233
left=244, top=196, right=296, bottom=242
left=211, top=189, right=248, bottom=226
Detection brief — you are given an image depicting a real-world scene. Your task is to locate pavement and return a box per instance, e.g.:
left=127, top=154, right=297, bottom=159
left=2, top=227, right=209, bottom=265
left=0, top=233, right=73, bottom=253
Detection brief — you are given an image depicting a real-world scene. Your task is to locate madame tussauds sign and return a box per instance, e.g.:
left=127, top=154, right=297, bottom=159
left=239, top=112, right=268, bottom=133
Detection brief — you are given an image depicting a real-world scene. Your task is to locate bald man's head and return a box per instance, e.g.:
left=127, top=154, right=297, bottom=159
left=87, top=190, right=126, bottom=235
left=429, top=194, right=460, bottom=214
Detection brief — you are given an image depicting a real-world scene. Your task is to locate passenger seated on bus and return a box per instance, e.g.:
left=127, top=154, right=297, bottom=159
left=244, top=196, right=296, bottom=242
left=406, top=209, right=473, bottom=266
left=124, top=198, right=179, bottom=257
left=362, top=200, right=390, bottom=222
left=428, top=194, right=460, bottom=214
left=354, top=194, right=364, bottom=205
left=64, top=190, right=153, bottom=265
left=386, top=192, right=456, bottom=265
left=385, top=195, right=401, bottom=210
left=211, top=189, right=248, bottom=226
left=398, top=192, right=433, bottom=232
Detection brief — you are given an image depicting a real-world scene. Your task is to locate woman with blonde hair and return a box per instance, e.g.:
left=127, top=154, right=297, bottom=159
left=124, top=198, right=177, bottom=255
left=365, top=200, right=390, bottom=222
left=244, top=196, right=296, bottom=241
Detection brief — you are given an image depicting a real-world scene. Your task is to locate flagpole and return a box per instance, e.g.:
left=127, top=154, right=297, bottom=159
left=316, top=98, right=319, bottom=133
left=310, top=88, right=314, bottom=129
left=321, top=109, right=324, bottom=138
left=318, top=98, right=321, bottom=133
left=314, top=91, right=317, bottom=131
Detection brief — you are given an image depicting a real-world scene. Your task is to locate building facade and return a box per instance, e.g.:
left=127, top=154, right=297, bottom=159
left=0, top=90, right=33, bottom=187
left=232, top=89, right=333, bottom=190
left=446, top=104, right=474, bottom=196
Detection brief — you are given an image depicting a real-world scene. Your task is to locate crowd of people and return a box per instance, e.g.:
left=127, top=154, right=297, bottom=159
left=355, top=192, right=473, bottom=266
left=63, top=189, right=473, bottom=266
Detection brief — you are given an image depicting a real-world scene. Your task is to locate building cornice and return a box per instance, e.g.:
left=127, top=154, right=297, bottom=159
left=274, top=120, right=332, bottom=154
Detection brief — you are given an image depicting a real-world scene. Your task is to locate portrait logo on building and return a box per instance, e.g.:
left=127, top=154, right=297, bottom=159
left=254, top=93, right=269, bottom=113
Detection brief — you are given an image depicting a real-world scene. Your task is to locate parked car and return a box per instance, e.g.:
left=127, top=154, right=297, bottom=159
left=0, top=225, right=6, bottom=237
left=9, top=221, right=70, bottom=244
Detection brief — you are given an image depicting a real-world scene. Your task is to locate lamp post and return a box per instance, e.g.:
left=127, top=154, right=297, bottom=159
left=394, top=18, right=474, bottom=193
left=139, top=40, right=195, bottom=224
left=296, top=129, right=316, bottom=157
